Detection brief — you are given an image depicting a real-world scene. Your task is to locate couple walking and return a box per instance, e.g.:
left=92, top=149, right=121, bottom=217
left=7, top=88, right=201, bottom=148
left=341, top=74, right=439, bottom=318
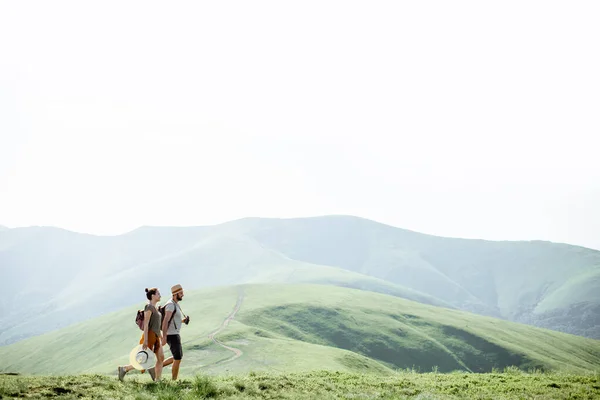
left=118, top=284, right=189, bottom=381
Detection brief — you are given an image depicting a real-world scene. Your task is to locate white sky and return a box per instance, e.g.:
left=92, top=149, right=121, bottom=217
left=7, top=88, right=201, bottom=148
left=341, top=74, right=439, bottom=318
left=1, top=1, right=599, bottom=250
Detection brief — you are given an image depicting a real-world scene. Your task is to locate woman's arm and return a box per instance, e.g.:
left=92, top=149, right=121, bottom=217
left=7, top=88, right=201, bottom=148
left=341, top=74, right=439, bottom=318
left=142, top=309, right=151, bottom=349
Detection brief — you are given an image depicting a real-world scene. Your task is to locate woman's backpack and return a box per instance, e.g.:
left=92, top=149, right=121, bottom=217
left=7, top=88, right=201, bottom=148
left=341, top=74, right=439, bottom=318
left=135, top=309, right=145, bottom=330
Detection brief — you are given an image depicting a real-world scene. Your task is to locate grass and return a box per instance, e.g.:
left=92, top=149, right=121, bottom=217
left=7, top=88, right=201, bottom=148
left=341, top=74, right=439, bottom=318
left=1, top=370, right=599, bottom=399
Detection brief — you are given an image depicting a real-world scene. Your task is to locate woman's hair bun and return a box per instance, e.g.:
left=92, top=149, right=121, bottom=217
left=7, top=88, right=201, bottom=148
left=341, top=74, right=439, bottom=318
left=145, top=288, right=149, bottom=292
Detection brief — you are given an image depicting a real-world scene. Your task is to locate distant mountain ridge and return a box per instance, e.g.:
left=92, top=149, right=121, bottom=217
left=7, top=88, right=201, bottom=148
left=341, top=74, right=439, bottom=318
left=0, top=215, right=598, bottom=346
left=239, top=217, right=600, bottom=329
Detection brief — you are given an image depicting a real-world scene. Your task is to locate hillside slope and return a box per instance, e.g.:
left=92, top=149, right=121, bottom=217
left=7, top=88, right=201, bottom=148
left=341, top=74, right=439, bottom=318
left=0, top=285, right=598, bottom=376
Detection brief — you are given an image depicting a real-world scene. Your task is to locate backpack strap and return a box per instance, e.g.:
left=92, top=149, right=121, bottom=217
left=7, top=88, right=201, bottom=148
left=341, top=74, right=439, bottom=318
left=171, top=301, right=187, bottom=331
left=166, top=300, right=178, bottom=330
left=175, top=301, right=187, bottom=319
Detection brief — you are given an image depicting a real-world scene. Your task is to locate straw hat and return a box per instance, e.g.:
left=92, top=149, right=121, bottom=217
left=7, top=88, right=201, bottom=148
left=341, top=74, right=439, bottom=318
left=171, top=284, right=183, bottom=294
left=128, top=345, right=156, bottom=370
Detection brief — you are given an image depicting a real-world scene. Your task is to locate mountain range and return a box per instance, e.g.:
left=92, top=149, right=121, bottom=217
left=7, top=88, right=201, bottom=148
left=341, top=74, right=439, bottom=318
left=1, top=215, right=599, bottom=348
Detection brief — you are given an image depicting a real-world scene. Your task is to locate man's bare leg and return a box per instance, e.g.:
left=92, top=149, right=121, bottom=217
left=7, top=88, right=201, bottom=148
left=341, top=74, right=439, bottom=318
left=171, top=360, right=182, bottom=380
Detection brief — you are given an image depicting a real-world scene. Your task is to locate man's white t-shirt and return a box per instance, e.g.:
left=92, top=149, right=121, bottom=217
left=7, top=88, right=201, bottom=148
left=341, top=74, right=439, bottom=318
left=164, top=300, right=183, bottom=335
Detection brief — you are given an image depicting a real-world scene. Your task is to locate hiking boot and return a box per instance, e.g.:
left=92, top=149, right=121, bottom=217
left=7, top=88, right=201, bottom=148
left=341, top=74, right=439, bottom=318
left=118, top=366, right=126, bottom=382
left=148, top=367, right=156, bottom=381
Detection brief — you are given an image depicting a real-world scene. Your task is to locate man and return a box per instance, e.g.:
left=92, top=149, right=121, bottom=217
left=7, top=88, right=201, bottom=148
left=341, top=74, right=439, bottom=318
left=161, top=284, right=189, bottom=380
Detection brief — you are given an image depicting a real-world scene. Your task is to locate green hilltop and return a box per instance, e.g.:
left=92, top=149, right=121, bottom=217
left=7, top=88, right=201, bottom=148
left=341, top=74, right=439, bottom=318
left=1, top=284, right=598, bottom=377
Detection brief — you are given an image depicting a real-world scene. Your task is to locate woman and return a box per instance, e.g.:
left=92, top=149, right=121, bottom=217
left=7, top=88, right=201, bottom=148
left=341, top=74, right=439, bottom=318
left=118, top=287, right=164, bottom=381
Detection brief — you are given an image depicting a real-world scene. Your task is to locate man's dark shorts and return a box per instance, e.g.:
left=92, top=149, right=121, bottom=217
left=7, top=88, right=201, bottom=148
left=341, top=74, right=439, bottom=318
left=167, top=334, right=183, bottom=360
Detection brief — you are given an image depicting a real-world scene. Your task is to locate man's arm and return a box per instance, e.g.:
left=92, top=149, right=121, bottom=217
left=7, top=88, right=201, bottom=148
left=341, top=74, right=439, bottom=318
left=162, top=310, right=173, bottom=336
left=161, top=304, right=174, bottom=345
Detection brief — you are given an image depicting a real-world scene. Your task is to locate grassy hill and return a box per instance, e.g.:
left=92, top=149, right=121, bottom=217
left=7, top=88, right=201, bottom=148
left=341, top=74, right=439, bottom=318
left=0, top=284, right=598, bottom=377
left=1, top=215, right=599, bottom=346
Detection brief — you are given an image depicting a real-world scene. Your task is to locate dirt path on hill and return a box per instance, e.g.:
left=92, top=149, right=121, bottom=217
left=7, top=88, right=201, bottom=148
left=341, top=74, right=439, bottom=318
left=207, top=290, right=244, bottom=364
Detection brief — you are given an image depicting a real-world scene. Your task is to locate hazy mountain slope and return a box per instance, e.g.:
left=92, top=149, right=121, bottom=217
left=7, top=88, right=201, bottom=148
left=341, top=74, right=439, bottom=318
left=237, top=216, right=600, bottom=337
left=243, top=217, right=495, bottom=315
left=0, top=226, right=441, bottom=345
left=0, top=284, right=598, bottom=376
left=1, top=215, right=599, bottom=345
left=0, top=225, right=212, bottom=341
left=525, top=269, right=600, bottom=338
left=0, top=226, right=211, bottom=315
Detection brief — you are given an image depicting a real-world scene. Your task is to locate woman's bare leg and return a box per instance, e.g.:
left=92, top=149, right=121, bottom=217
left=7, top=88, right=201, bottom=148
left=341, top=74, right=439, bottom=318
left=154, top=346, right=164, bottom=380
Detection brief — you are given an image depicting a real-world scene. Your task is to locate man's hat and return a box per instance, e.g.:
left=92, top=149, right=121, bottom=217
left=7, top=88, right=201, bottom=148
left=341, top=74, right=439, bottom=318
left=171, top=284, right=183, bottom=294
left=128, top=345, right=156, bottom=370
